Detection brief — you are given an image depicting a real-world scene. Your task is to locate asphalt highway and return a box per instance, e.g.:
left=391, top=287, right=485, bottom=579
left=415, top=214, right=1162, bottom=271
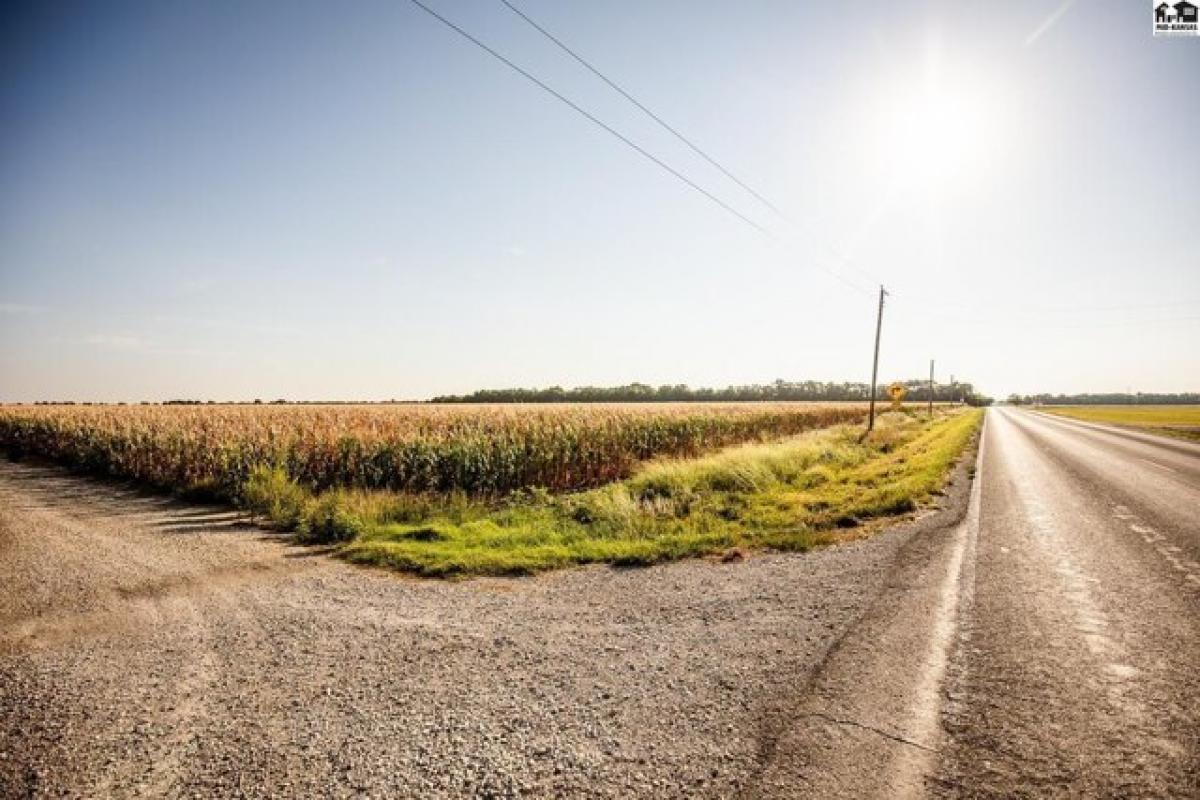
left=752, top=407, right=1199, bottom=798
left=932, top=408, right=1199, bottom=797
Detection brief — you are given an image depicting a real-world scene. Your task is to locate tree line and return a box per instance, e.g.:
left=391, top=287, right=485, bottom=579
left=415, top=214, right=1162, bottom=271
left=1005, top=392, right=1200, bottom=406
left=430, top=380, right=992, bottom=405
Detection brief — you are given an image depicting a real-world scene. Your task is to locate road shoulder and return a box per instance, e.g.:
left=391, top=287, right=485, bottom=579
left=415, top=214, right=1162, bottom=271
left=744, top=422, right=983, bottom=799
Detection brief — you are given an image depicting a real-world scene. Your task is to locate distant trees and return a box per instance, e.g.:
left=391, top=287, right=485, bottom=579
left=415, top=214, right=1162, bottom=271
left=1005, top=392, right=1200, bottom=406
left=431, top=379, right=993, bottom=406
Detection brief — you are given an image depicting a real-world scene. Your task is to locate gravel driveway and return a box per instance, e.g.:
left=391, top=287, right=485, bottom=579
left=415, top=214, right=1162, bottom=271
left=0, top=456, right=973, bottom=799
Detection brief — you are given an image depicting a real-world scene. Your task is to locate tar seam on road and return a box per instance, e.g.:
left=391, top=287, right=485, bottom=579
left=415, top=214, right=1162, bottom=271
left=793, top=711, right=941, bottom=754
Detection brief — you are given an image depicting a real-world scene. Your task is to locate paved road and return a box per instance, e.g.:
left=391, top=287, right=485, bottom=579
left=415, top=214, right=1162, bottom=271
left=1, top=408, right=1197, bottom=797
left=731, top=407, right=1200, bottom=797
left=932, top=408, right=1200, bottom=797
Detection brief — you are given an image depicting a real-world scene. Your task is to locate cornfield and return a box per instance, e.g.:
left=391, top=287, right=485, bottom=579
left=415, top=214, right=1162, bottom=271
left=0, top=403, right=867, bottom=498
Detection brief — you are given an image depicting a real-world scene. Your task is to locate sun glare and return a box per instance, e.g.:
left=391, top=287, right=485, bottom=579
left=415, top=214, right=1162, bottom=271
left=892, top=83, right=993, bottom=187
left=868, top=43, right=1009, bottom=195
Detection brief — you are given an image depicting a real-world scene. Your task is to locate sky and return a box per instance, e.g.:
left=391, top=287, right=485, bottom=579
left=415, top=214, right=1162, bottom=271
left=1, top=0, right=1197, bottom=402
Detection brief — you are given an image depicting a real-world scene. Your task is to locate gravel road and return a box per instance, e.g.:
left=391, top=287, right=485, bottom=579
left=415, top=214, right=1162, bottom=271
left=0, top=446, right=977, bottom=799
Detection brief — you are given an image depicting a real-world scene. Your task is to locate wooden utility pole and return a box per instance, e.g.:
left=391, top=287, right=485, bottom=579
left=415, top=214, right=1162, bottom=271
left=928, top=359, right=935, bottom=418
left=866, top=285, right=887, bottom=435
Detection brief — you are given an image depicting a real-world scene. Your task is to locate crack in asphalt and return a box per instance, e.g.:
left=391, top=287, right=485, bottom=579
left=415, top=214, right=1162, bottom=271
left=795, top=710, right=941, bottom=754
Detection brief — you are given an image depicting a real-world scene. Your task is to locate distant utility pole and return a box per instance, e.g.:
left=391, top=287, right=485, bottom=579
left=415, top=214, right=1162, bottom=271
left=866, top=285, right=887, bottom=435
left=928, top=359, right=935, bottom=418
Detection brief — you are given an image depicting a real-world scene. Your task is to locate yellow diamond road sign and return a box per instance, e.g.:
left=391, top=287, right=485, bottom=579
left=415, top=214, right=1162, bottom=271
left=888, top=383, right=907, bottom=405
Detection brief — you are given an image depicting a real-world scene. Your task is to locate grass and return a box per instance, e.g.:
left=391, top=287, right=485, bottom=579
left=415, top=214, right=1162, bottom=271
left=1037, top=405, right=1200, bottom=442
left=260, top=407, right=984, bottom=578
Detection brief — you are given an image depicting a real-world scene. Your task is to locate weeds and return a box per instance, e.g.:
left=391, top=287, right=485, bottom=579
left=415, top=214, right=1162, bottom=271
left=337, top=408, right=982, bottom=577
left=242, top=465, right=307, bottom=529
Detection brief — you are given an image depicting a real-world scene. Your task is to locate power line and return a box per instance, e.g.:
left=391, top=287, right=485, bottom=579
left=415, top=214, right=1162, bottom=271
left=499, top=0, right=1186, bottom=322
left=410, top=1, right=878, bottom=301
left=496, top=0, right=883, bottom=296
left=497, top=0, right=785, bottom=219
left=417, top=0, right=1194, bottom=351
left=809, top=259, right=875, bottom=297
left=407, top=0, right=770, bottom=236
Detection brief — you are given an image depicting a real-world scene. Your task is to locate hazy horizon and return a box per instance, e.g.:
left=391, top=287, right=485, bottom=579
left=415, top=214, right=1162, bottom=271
left=3, top=0, right=1198, bottom=402
left=6, top=378, right=1197, bottom=405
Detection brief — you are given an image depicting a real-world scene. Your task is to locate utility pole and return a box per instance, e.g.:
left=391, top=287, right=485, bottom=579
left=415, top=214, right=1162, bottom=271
left=928, top=359, right=935, bottom=418
left=866, top=285, right=887, bottom=435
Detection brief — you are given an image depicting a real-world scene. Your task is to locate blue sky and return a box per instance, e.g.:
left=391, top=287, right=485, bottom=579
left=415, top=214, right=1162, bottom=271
left=1, top=0, right=1197, bottom=401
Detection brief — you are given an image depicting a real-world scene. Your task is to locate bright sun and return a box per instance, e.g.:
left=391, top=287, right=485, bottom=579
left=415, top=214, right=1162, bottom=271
left=893, top=84, right=992, bottom=187
left=868, top=45, right=1008, bottom=196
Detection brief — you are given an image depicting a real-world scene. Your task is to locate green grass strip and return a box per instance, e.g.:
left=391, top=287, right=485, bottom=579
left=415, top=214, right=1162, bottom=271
left=330, top=408, right=982, bottom=578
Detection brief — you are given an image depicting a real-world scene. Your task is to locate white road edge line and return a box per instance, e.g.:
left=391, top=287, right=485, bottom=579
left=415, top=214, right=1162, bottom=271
left=1138, top=458, right=1176, bottom=474
left=890, top=412, right=986, bottom=798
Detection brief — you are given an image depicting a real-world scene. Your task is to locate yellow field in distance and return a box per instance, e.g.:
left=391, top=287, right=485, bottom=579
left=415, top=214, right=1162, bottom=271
left=1037, top=405, right=1200, bottom=442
